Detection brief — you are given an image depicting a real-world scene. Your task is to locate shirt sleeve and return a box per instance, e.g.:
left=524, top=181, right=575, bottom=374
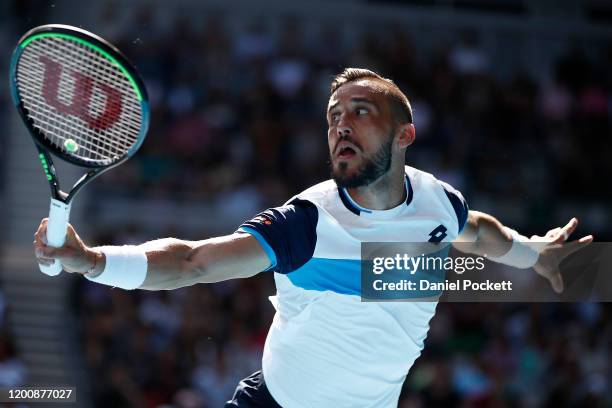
left=438, top=181, right=469, bottom=234
left=236, top=198, right=318, bottom=274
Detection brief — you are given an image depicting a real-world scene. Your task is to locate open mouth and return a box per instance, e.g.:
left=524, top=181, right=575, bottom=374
left=338, top=146, right=356, bottom=159
left=336, top=142, right=358, bottom=159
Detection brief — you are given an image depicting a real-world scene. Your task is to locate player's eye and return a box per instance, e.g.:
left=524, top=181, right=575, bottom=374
left=330, top=112, right=340, bottom=123
left=356, top=107, right=369, bottom=115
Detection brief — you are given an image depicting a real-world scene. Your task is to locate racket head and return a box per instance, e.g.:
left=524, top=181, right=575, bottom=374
left=9, top=24, right=149, bottom=169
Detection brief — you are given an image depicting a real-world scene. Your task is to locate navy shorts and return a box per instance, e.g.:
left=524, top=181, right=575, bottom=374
left=224, top=370, right=283, bottom=407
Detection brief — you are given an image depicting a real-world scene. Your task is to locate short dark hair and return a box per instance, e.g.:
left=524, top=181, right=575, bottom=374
left=330, top=68, right=413, bottom=125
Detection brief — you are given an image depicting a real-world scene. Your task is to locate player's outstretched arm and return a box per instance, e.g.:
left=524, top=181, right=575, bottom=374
left=33, top=219, right=270, bottom=291
left=138, top=233, right=269, bottom=289
left=453, top=211, right=593, bottom=293
left=453, top=210, right=513, bottom=258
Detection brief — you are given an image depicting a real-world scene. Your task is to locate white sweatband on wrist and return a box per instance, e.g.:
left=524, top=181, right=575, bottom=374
left=85, top=246, right=148, bottom=289
left=489, top=227, right=540, bottom=269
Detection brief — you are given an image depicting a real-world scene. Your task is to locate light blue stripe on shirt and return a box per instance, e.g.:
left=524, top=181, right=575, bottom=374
left=238, top=226, right=277, bottom=271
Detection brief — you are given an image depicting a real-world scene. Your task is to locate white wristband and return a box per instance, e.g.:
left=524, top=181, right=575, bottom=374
left=85, top=246, right=148, bottom=289
left=490, top=227, right=540, bottom=269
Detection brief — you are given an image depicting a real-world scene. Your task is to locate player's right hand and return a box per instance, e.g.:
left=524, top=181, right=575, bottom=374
left=33, top=219, right=96, bottom=274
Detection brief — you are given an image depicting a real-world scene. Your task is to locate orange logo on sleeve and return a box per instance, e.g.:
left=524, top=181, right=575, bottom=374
left=253, top=215, right=273, bottom=225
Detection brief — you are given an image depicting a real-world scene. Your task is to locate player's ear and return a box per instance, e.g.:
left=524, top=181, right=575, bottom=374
left=396, top=123, right=415, bottom=148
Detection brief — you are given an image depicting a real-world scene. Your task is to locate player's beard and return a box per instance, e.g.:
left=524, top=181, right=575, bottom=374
left=330, top=132, right=394, bottom=188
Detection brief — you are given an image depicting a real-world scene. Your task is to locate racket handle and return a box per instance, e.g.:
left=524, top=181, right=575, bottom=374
left=39, top=198, right=72, bottom=276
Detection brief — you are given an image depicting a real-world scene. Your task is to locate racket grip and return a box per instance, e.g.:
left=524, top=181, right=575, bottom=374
left=39, top=198, right=72, bottom=276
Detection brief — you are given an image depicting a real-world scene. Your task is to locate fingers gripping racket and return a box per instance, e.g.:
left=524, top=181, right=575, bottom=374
left=9, top=25, right=149, bottom=276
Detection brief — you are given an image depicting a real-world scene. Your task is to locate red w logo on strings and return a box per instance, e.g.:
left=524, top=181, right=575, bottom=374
left=39, top=55, right=123, bottom=131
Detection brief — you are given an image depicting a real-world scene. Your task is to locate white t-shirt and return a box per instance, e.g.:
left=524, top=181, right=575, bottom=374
left=239, top=165, right=468, bottom=408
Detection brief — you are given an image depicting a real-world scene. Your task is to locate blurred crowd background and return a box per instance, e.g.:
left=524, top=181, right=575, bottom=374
left=1, top=0, right=612, bottom=407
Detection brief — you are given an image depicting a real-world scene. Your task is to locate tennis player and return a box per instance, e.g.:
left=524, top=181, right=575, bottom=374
left=34, top=68, right=592, bottom=407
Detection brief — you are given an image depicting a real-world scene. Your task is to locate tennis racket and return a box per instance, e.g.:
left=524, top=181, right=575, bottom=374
left=9, top=24, right=149, bottom=276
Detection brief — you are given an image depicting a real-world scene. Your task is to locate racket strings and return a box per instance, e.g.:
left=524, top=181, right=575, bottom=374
left=18, top=61, right=133, bottom=159
left=18, top=73, right=137, bottom=159
left=25, top=108, right=130, bottom=158
left=19, top=85, right=130, bottom=161
left=19, top=82, right=139, bottom=153
left=26, top=37, right=139, bottom=153
left=25, top=38, right=142, bottom=135
left=16, top=36, right=143, bottom=164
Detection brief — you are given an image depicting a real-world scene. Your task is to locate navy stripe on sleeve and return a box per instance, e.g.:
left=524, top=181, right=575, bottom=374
left=439, top=181, right=469, bottom=234
left=237, top=198, right=318, bottom=274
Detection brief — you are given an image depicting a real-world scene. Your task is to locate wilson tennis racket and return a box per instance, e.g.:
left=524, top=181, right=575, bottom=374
left=9, top=24, right=149, bottom=276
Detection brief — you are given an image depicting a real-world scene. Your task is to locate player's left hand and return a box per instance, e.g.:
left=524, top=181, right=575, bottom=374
left=531, top=217, right=593, bottom=294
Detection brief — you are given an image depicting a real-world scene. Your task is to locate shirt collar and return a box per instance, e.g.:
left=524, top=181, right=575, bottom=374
left=337, top=173, right=413, bottom=217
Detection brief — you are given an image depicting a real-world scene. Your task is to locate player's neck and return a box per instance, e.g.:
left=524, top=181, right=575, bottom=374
left=346, top=167, right=406, bottom=211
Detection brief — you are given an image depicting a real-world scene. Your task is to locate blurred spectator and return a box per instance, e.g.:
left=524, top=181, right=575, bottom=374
left=0, top=332, right=26, bottom=387
left=0, top=292, right=26, bottom=389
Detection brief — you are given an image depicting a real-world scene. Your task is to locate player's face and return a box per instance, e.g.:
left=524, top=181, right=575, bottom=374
left=327, top=81, right=396, bottom=188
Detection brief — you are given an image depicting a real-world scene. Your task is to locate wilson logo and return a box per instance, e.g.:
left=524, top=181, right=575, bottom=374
left=39, top=55, right=122, bottom=130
